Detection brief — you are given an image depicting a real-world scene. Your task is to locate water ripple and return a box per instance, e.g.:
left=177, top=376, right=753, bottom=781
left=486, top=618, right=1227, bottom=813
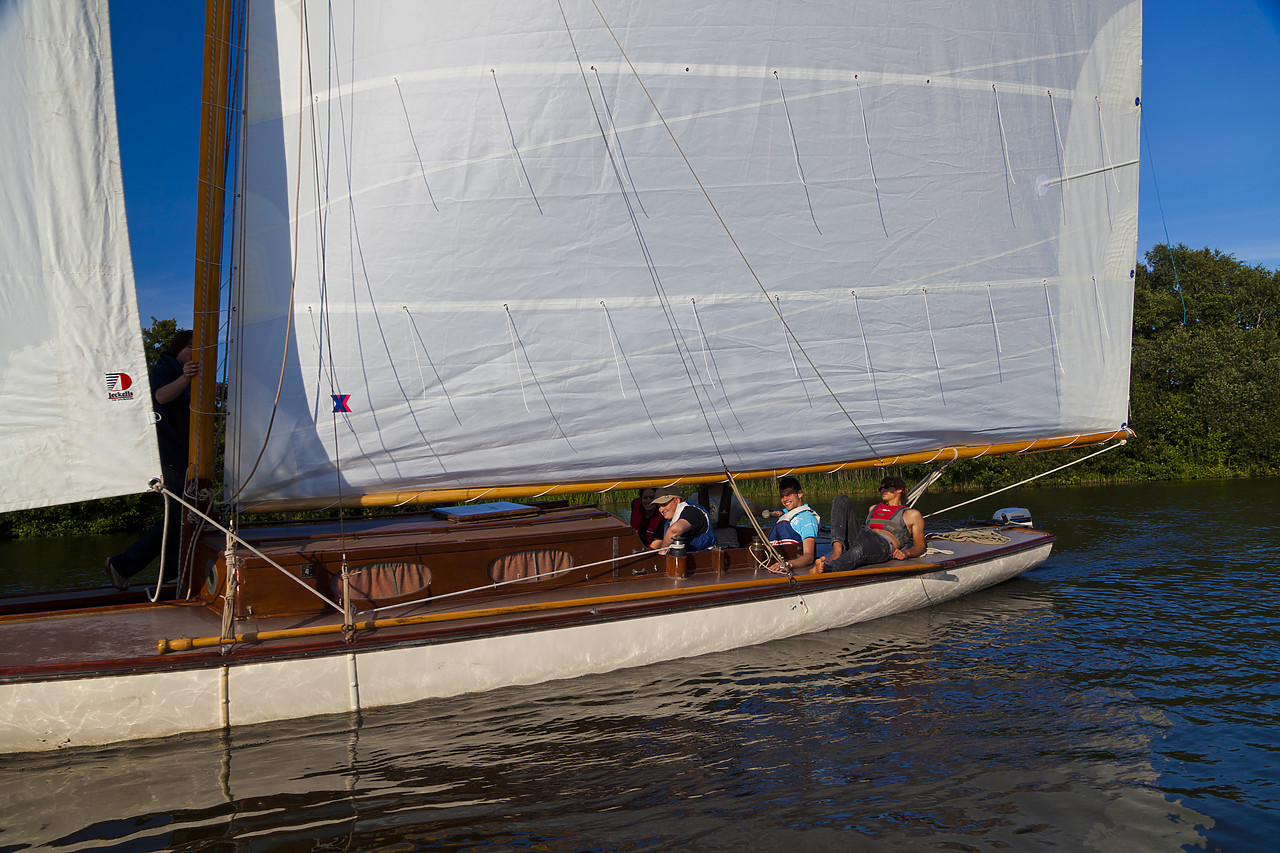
left=4, top=481, right=1280, bottom=850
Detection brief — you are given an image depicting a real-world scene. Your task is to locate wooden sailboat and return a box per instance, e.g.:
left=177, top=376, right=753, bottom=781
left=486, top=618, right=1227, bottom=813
left=0, top=0, right=1141, bottom=753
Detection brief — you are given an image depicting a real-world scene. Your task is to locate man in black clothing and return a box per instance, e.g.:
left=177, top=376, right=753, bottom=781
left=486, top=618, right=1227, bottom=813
left=104, top=330, right=200, bottom=589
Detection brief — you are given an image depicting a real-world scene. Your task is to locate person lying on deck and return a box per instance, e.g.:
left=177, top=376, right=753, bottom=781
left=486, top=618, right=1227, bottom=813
left=812, top=476, right=926, bottom=574
left=647, top=493, right=716, bottom=553
left=763, top=476, right=819, bottom=575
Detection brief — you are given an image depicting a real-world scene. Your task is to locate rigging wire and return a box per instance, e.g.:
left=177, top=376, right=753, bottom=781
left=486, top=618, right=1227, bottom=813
left=155, top=479, right=346, bottom=614
left=1141, top=113, right=1187, bottom=325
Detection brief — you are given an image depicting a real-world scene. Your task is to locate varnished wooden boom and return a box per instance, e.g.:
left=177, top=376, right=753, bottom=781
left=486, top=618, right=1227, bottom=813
left=239, top=429, right=1131, bottom=513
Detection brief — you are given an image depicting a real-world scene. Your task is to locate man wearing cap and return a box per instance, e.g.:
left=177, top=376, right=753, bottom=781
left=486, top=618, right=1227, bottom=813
left=813, top=475, right=926, bottom=573
left=646, top=493, right=716, bottom=553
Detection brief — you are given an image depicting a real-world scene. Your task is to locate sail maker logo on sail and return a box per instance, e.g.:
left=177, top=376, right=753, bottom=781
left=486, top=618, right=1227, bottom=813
left=104, top=372, right=136, bottom=401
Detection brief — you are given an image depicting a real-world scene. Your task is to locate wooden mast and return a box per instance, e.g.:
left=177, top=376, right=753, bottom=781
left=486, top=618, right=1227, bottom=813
left=185, top=0, right=236, bottom=594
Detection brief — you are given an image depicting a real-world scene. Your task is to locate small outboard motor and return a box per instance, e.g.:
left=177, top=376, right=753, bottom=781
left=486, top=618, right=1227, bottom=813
left=992, top=507, right=1033, bottom=527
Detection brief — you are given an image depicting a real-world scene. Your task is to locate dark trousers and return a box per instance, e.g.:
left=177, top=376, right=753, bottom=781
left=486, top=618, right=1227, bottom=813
left=826, top=494, right=893, bottom=571
left=110, top=465, right=184, bottom=581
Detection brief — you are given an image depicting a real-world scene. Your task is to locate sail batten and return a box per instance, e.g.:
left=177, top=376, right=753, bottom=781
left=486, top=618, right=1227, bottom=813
left=228, top=0, right=1141, bottom=507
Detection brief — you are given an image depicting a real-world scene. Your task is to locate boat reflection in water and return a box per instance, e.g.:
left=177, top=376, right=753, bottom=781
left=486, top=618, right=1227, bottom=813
left=0, top=587, right=1209, bottom=851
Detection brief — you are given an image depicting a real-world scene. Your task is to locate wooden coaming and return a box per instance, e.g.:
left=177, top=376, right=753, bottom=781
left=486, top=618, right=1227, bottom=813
left=192, top=504, right=796, bottom=620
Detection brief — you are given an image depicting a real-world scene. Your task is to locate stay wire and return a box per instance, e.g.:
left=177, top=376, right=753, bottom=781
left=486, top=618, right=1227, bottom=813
left=1141, top=113, right=1187, bottom=324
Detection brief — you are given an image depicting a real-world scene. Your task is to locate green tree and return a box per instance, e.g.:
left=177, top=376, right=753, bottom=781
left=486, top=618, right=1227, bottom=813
left=1127, top=245, right=1280, bottom=478
left=142, top=316, right=180, bottom=367
left=1136, top=243, right=1280, bottom=335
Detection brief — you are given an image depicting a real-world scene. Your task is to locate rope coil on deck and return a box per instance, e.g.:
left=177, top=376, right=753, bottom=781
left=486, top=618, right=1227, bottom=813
left=927, top=528, right=1012, bottom=545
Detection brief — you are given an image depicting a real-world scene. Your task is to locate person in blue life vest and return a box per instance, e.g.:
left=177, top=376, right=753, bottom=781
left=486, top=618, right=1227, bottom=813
left=812, top=475, right=926, bottom=573
left=646, top=493, right=717, bottom=553
left=763, top=476, right=819, bottom=575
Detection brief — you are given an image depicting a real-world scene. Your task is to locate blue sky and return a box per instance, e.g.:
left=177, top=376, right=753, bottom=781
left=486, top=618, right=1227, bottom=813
left=110, top=1, right=1280, bottom=326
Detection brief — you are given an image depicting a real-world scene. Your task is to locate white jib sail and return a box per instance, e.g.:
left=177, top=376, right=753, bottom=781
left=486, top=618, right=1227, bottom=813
left=229, top=0, right=1141, bottom=506
left=0, top=0, right=160, bottom=513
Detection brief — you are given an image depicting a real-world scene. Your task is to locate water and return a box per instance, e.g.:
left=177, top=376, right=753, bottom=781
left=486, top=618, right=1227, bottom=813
left=1, top=480, right=1277, bottom=851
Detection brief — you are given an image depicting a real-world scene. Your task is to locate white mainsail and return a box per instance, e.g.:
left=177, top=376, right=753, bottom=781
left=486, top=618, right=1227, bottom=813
left=229, top=0, right=1140, bottom=507
left=0, top=0, right=160, bottom=513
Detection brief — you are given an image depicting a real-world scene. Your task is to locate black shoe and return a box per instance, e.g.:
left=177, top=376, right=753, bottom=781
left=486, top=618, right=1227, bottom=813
left=104, top=558, right=129, bottom=591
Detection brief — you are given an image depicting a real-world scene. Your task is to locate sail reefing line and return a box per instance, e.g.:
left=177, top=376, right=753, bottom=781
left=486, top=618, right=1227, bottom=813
left=992, top=83, right=1017, bottom=225
left=985, top=284, right=1005, bottom=381
left=854, top=77, right=889, bottom=238
left=773, top=70, right=820, bottom=233
left=392, top=76, right=439, bottom=212
left=591, top=65, right=647, bottom=217
left=490, top=68, right=544, bottom=214
left=922, top=289, right=945, bottom=403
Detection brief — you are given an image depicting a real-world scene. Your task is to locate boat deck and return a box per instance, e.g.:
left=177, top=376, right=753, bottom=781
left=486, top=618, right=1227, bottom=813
left=0, top=526, right=1048, bottom=680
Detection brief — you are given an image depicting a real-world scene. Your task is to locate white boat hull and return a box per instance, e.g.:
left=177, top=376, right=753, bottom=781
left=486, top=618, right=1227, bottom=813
left=0, top=541, right=1047, bottom=753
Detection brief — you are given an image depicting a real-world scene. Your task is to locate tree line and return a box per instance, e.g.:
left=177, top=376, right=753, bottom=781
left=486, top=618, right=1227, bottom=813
left=3, top=244, right=1276, bottom=538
